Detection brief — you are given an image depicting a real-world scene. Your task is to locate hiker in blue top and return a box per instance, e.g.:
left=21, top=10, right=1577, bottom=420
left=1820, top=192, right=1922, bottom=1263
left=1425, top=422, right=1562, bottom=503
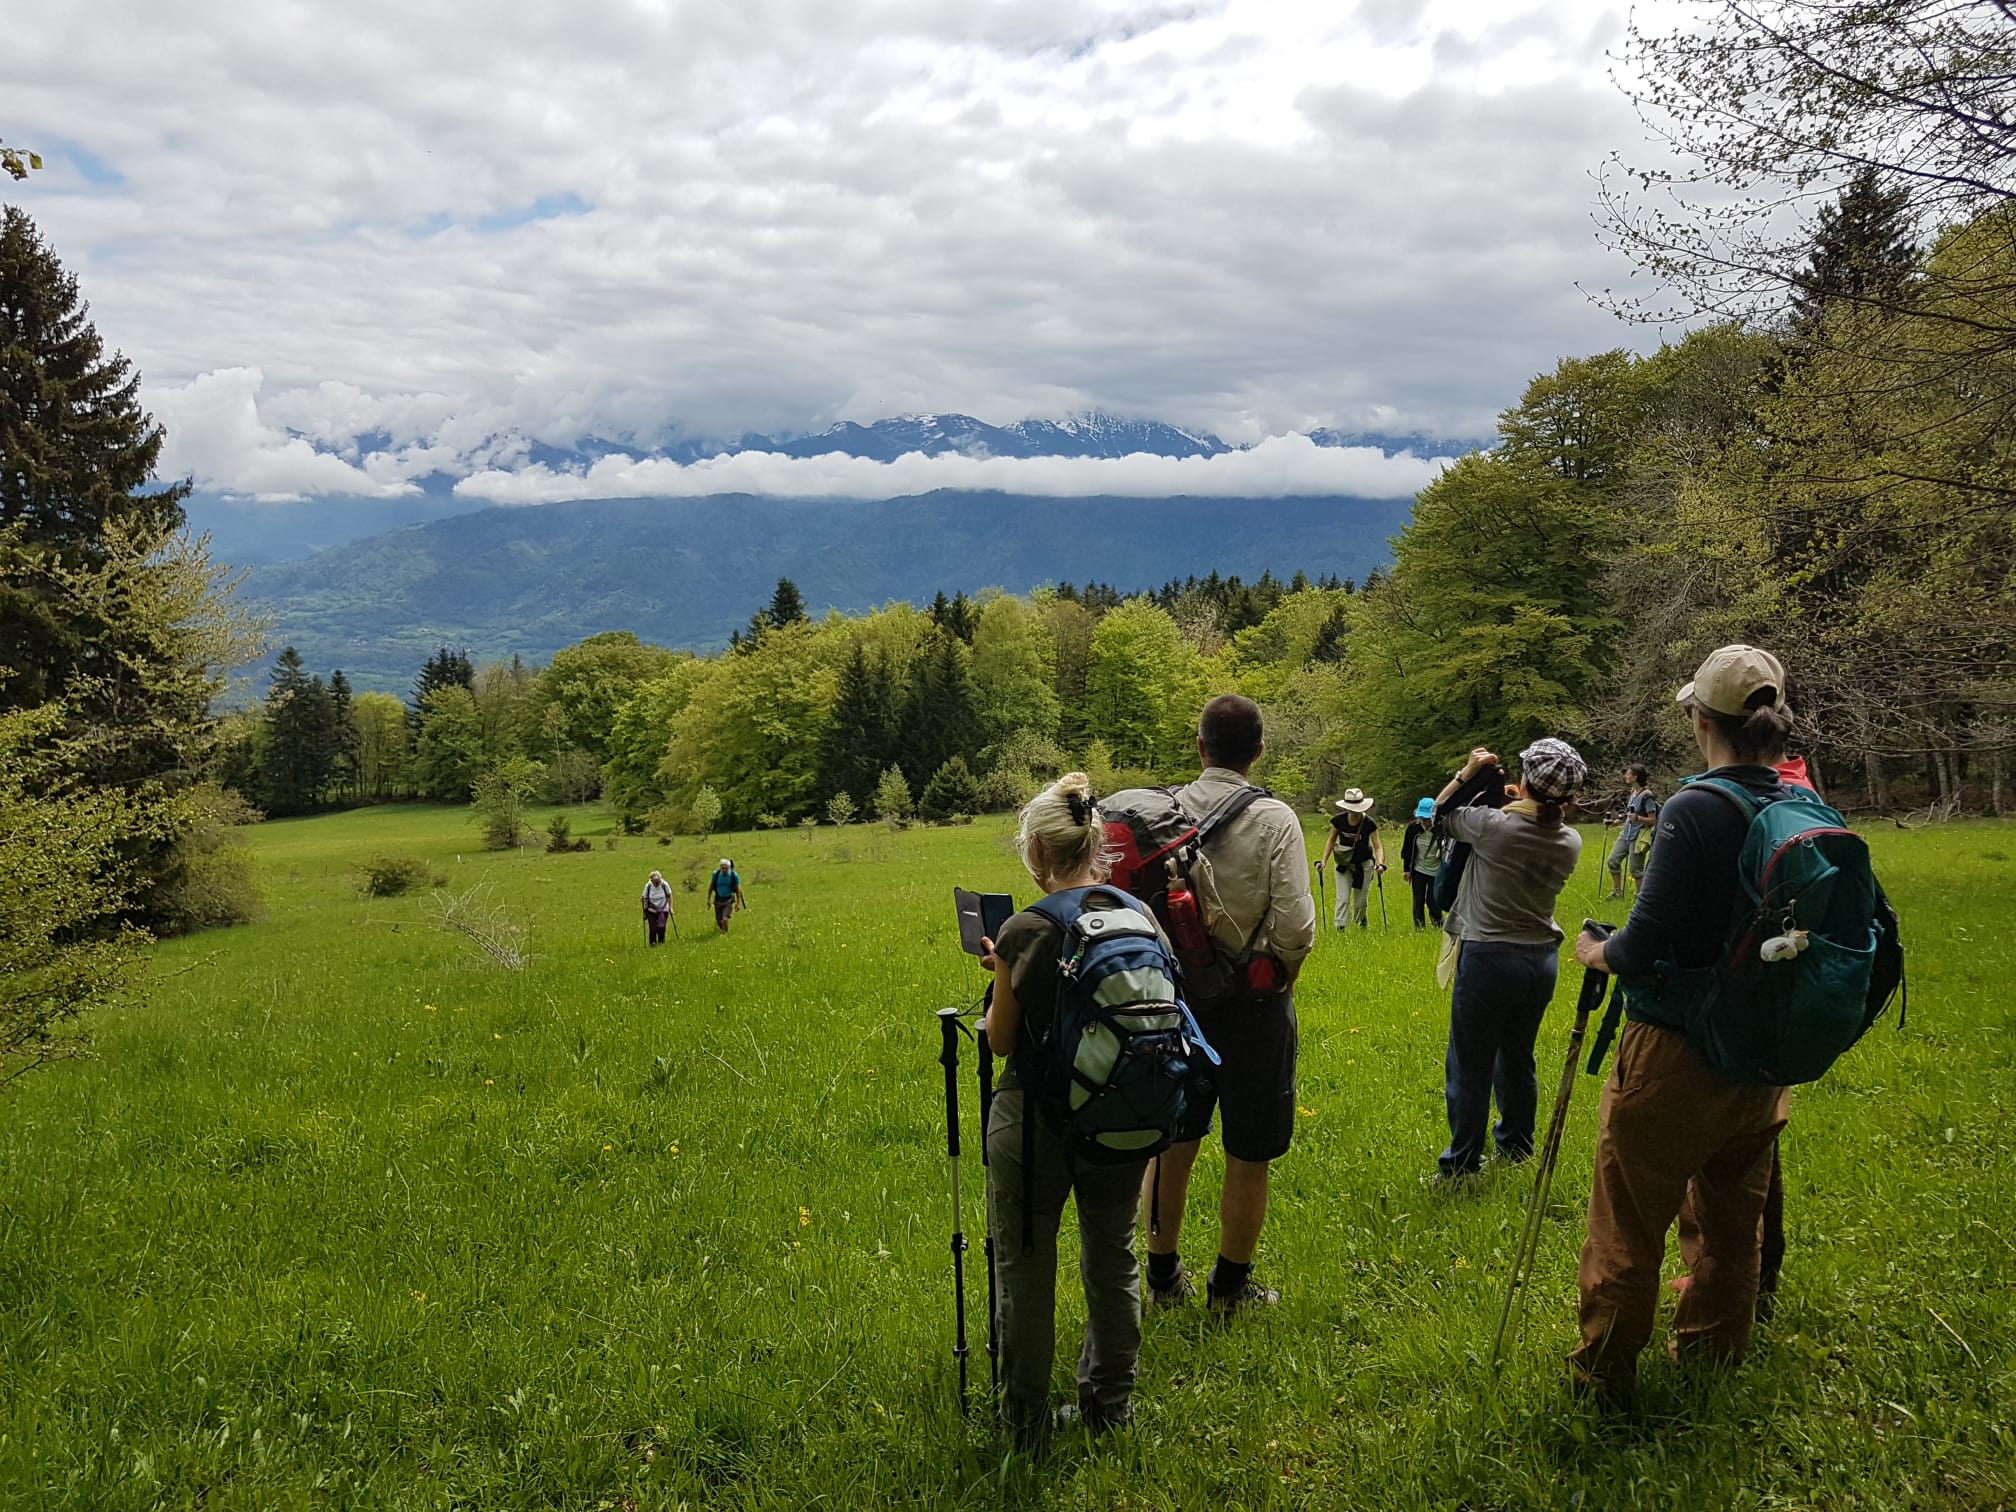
left=1604, top=765, right=1659, bottom=899
left=1399, top=796, right=1446, bottom=929
left=709, top=858, right=744, bottom=932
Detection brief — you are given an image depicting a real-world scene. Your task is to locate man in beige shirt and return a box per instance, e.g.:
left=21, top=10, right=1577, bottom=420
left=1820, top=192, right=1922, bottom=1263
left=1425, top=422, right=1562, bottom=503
left=1144, top=694, right=1317, bottom=1314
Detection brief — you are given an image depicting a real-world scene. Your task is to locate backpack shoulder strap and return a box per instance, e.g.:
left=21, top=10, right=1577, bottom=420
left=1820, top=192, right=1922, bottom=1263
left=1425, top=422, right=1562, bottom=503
left=1687, top=774, right=1768, bottom=823
left=1195, top=783, right=1274, bottom=849
left=1026, top=887, right=1094, bottom=935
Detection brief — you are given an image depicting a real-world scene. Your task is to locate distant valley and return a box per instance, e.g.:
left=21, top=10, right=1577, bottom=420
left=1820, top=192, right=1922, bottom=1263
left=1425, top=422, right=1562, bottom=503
left=241, top=490, right=1416, bottom=692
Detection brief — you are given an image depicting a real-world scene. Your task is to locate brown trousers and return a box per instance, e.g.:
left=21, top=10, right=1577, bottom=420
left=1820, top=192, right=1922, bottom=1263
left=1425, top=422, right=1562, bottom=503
left=1571, top=1020, right=1789, bottom=1387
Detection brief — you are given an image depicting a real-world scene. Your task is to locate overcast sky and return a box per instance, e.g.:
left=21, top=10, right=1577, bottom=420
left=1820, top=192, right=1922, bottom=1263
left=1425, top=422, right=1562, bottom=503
left=9, top=0, right=1669, bottom=502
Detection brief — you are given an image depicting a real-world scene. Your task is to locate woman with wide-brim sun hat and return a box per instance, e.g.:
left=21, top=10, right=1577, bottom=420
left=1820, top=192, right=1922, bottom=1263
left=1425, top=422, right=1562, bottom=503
left=1317, top=788, right=1384, bottom=929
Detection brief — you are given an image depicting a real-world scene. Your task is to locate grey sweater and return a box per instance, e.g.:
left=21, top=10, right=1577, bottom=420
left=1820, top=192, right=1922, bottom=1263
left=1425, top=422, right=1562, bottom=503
left=1443, top=805, right=1582, bottom=947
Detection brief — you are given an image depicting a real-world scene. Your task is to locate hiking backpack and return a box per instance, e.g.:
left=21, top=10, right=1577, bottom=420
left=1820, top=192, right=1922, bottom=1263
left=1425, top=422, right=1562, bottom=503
left=1099, top=784, right=1274, bottom=1003
left=1608, top=778, right=1905, bottom=1085
left=1020, top=887, right=1220, bottom=1168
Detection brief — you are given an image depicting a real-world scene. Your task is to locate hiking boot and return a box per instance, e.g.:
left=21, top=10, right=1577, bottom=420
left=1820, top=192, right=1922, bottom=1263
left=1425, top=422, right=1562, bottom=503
left=1057, top=1400, right=1133, bottom=1435
left=1146, top=1265, right=1196, bottom=1309
left=1206, top=1275, right=1280, bottom=1316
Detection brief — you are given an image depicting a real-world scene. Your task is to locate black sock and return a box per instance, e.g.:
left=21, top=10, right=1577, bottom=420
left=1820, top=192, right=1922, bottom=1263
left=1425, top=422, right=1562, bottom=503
left=1208, top=1255, right=1252, bottom=1295
left=1147, top=1250, right=1181, bottom=1287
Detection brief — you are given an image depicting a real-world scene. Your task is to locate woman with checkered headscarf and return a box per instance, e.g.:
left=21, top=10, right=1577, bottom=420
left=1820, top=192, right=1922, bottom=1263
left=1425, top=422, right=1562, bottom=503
left=1424, top=737, right=1588, bottom=1182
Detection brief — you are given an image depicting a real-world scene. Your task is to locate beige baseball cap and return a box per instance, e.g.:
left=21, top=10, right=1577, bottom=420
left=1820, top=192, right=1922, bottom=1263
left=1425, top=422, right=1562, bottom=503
left=1677, top=644, right=1789, bottom=717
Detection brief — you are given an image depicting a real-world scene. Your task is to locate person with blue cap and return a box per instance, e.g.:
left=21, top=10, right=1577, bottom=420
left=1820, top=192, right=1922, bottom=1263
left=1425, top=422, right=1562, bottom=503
left=1399, top=796, right=1447, bottom=930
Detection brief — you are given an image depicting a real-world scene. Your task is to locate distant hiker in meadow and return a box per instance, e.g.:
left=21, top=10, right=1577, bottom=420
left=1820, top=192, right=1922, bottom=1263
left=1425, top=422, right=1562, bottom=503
left=1400, top=796, right=1446, bottom=929
left=1604, top=766, right=1660, bottom=898
left=641, top=870, right=673, bottom=946
left=1142, top=695, right=1316, bottom=1315
left=710, top=858, right=744, bottom=932
left=978, top=773, right=1171, bottom=1448
left=1429, top=739, right=1586, bottom=1182
left=1317, top=789, right=1384, bottom=929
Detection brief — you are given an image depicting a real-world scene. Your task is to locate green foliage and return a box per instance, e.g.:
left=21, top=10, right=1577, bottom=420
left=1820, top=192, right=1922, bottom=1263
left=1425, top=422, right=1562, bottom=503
left=354, top=853, right=436, bottom=898
left=540, top=748, right=601, bottom=806
left=0, top=706, right=144, bottom=1088
left=544, top=814, right=592, bottom=854
left=824, top=791, right=857, bottom=826
left=918, top=755, right=983, bottom=821
left=872, top=764, right=912, bottom=825
left=414, top=686, right=487, bottom=803
left=533, top=631, right=683, bottom=765
left=600, top=663, right=707, bottom=824
left=1085, top=599, right=1203, bottom=770
left=349, top=691, right=411, bottom=799
left=148, top=784, right=261, bottom=934
left=1335, top=454, right=1619, bottom=798
left=687, top=784, right=723, bottom=836
left=470, top=756, right=542, bottom=850
left=969, top=593, right=1059, bottom=748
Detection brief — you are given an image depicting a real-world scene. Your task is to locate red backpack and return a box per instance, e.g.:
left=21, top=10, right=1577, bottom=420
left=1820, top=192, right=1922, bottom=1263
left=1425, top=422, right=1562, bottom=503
left=1099, top=784, right=1275, bottom=1004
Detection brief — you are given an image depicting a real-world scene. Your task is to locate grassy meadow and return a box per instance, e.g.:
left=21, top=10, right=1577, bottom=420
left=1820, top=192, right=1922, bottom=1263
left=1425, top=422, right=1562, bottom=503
left=0, top=803, right=2012, bottom=1509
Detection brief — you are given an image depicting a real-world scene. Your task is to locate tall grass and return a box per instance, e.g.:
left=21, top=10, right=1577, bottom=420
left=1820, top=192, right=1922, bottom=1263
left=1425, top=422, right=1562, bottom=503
left=0, top=805, right=2009, bottom=1508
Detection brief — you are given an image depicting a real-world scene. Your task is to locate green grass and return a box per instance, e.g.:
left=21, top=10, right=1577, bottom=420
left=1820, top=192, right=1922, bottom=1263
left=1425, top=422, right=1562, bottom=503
left=1, top=805, right=2012, bottom=1509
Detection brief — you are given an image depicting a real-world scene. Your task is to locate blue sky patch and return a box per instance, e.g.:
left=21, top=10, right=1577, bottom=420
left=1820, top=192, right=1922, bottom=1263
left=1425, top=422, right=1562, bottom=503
left=474, top=192, right=591, bottom=233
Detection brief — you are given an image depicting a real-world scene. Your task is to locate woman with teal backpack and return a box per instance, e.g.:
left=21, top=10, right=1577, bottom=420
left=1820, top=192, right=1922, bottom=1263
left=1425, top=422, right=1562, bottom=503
left=977, top=773, right=1180, bottom=1451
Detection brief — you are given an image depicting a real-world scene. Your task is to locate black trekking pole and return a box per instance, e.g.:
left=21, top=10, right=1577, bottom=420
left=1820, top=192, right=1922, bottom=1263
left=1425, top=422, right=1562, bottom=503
left=1490, top=921, right=1614, bottom=1371
left=975, top=1007, right=1000, bottom=1399
left=1375, top=865, right=1389, bottom=931
left=935, top=1007, right=972, bottom=1411
left=1316, top=864, right=1328, bottom=936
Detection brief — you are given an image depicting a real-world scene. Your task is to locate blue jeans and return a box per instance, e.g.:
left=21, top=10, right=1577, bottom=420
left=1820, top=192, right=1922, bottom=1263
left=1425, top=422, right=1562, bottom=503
left=1439, top=941, right=1558, bottom=1176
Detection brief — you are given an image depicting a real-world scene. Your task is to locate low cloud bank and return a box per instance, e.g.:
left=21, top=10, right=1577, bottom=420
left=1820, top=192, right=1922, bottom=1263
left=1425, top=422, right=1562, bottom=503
left=453, top=433, right=1448, bottom=504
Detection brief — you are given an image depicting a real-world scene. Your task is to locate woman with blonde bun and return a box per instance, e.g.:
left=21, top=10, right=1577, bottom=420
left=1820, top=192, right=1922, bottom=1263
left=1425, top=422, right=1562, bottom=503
left=978, top=772, right=1159, bottom=1450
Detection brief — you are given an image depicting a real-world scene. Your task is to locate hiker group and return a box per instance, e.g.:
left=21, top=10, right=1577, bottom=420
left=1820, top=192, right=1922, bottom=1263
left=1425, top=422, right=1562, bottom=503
left=957, top=645, right=1902, bottom=1447
left=637, top=858, right=747, bottom=945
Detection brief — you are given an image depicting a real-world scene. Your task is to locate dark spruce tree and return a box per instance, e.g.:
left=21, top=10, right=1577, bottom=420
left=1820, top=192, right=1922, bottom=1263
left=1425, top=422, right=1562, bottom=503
left=410, top=646, right=474, bottom=718
left=327, top=669, right=359, bottom=801
left=817, top=643, right=897, bottom=807
left=900, top=629, right=981, bottom=788
left=1788, top=167, right=1918, bottom=346
left=261, top=648, right=341, bottom=817
left=919, top=755, right=984, bottom=821
left=0, top=206, right=191, bottom=720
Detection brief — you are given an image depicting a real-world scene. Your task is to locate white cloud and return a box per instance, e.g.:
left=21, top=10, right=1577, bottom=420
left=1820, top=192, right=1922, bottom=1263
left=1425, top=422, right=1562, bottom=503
left=12, top=0, right=1667, bottom=499
left=150, top=369, right=422, bottom=502
left=453, top=433, right=1448, bottom=504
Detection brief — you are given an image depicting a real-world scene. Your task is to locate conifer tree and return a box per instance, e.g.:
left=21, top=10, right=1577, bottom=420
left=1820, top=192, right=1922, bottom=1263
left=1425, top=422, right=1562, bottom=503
left=260, top=648, right=339, bottom=816
left=817, top=643, right=896, bottom=806
left=411, top=646, right=474, bottom=718
left=1788, top=167, right=1918, bottom=344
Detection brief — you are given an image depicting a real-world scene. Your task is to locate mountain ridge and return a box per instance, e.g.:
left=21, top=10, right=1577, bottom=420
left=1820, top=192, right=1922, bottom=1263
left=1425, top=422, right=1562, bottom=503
left=242, top=488, right=1415, bottom=693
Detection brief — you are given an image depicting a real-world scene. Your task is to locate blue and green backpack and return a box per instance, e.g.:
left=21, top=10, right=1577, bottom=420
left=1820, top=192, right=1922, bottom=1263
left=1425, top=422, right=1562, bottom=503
left=1597, top=778, right=1904, bottom=1085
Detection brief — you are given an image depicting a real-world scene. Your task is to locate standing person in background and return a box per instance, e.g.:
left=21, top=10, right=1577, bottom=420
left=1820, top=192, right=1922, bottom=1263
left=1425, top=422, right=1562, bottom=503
left=1569, top=644, right=1803, bottom=1399
left=1317, top=790, right=1384, bottom=930
left=709, top=858, right=744, bottom=932
left=1604, top=766, right=1660, bottom=899
left=641, top=870, right=673, bottom=946
left=1430, top=739, right=1587, bottom=1181
left=1144, top=695, right=1316, bottom=1314
left=1400, top=797, right=1446, bottom=930
left=979, top=773, right=1157, bottom=1449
